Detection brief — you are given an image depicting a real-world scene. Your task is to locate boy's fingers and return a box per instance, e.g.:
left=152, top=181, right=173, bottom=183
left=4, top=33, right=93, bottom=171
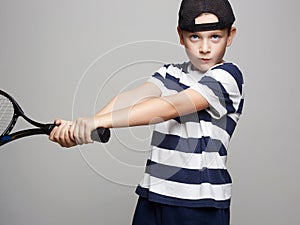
left=57, top=124, right=69, bottom=146
left=69, top=123, right=76, bottom=143
left=49, top=125, right=58, bottom=141
left=61, top=124, right=76, bottom=147
left=54, top=119, right=62, bottom=126
left=49, top=123, right=75, bottom=148
left=54, top=119, right=72, bottom=126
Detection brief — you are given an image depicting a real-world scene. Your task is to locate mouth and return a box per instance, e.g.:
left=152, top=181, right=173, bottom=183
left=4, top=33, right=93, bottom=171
left=200, top=58, right=210, bottom=63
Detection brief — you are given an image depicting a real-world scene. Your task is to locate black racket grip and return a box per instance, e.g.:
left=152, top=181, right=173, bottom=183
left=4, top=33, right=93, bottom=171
left=45, top=124, right=110, bottom=143
left=91, top=127, right=110, bottom=143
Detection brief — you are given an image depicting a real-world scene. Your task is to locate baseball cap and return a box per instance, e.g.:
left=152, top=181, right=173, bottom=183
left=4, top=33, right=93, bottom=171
left=178, top=0, right=235, bottom=32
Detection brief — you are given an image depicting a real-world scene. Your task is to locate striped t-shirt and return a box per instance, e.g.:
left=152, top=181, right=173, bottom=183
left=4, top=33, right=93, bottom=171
left=136, top=62, right=245, bottom=208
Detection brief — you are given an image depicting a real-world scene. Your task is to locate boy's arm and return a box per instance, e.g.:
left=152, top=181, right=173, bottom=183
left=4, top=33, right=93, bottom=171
left=70, top=88, right=209, bottom=144
left=97, top=82, right=162, bottom=116
left=49, top=82, right=161, bottom=146
left=99, top=88, right=208, bottom=127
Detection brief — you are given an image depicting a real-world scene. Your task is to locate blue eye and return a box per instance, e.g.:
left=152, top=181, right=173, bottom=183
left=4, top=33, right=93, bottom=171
left=190, top=34, right=199, bottom=41
left=211, top=35, right=220, bottom=40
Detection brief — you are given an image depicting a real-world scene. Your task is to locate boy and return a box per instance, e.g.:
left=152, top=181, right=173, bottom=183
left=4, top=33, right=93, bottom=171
left=50, top=0, right=244, bottom=224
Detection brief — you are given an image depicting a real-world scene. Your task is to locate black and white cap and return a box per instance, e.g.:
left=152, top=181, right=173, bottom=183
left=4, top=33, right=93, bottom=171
left=178, top=0, right=235, bottom=32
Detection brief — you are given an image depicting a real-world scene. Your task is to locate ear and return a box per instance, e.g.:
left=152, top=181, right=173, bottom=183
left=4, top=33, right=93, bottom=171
left=226, top=27, right=237, bottom=47
left=177, top=27, right=185, bottom=45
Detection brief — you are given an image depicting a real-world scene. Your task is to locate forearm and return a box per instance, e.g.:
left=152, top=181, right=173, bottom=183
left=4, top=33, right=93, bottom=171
left=95, top=89, right=209, bottom=128
left=96, top=82, right=161, bottom=116
left=95, top=97, right=177, bottom=128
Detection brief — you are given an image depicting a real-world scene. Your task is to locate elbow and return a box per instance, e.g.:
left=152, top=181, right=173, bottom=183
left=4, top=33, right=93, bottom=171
left=159, top=97, right=181, bottom=120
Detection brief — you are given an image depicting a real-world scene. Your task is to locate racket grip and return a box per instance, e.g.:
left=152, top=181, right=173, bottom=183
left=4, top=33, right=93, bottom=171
left=45, top=123, right=110, bottom=143
left=91, top=127, right=110, bottom=143
left=44, top=123, right=110, bottom=143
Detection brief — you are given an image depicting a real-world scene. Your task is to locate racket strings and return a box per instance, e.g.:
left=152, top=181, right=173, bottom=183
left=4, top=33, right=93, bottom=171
left=0, top=95, right=14, bottom=135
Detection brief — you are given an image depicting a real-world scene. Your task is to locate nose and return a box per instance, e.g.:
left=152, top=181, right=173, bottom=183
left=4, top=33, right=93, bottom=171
left=199, top=39, right=210, bottom=54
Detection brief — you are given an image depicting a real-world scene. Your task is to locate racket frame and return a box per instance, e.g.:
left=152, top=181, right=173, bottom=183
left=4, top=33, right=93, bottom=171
left=0, top=89, right=110, bottom=146
left=0, top=90, right=55, bottom=146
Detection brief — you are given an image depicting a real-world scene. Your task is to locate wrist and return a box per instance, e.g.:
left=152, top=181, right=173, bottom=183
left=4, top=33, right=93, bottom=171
left=94, top=113, right=111, bottom=129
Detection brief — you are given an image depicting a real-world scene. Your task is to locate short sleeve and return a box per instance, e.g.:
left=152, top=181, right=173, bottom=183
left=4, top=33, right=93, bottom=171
left=147, top=65, right=168, bottom=93
left=190, top=63, right=244, bottom=119
left=147, top=64, right=186, bottom=96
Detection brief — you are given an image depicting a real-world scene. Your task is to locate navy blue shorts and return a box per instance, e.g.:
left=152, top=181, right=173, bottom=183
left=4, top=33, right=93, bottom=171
left=132, top=197, right=230, bottom=225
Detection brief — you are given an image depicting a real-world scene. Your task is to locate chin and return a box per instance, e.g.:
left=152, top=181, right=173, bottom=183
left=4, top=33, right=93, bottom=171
left=193, top=64, right=211, bottom=73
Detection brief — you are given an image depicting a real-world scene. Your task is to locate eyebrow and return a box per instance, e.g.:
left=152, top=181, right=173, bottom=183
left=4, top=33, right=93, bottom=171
left=187, top=30, right=224, bottom=35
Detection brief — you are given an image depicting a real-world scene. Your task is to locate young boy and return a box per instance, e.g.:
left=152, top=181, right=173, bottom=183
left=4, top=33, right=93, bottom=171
left=50, top=0, right=244, bottom=224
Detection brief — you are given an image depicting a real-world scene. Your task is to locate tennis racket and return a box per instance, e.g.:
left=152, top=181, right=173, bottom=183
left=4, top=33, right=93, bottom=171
left=0, top=89, right=110, bottom=146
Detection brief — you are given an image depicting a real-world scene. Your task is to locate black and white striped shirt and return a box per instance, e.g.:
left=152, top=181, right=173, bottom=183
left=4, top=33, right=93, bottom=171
left=136, top=62, right=244, bottom=208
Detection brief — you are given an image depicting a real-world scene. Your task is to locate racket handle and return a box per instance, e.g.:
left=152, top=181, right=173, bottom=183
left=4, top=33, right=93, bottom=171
left=91, top=127, right=110, bottom=143
left=45, top=124, right=110, bottom=143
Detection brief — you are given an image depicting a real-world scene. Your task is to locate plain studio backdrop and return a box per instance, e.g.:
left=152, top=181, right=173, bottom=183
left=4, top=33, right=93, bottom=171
left=0, top=0, right=299, bottom=225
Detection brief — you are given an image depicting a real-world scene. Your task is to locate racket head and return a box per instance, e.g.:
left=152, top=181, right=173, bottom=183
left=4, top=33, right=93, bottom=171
left=0, top=89, right=20, bottom=136
left=0, top=89, right=110, bottom=146
left=0, top=90, right=56, bottom=146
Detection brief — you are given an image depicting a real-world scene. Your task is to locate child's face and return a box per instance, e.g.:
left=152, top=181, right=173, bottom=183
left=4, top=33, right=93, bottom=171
left=178, top=13, right=236, bottom=73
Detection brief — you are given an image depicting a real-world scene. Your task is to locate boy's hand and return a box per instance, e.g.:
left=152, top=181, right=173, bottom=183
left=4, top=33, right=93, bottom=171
left=49, top=119, right=77, bottom=148
left=69, top=116, right=97, bottom=145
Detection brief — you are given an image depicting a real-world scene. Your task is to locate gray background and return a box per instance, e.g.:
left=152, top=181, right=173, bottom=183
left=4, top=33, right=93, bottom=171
left=0, top=0, right=299, bottom=224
